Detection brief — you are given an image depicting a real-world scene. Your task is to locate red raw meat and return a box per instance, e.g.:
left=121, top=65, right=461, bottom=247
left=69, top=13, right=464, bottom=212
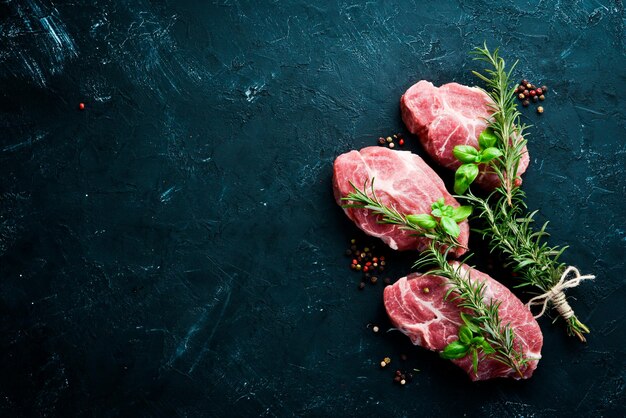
left=401, top=80, right=530, bottom=189
left=383, top=262, right=543, bottom=381
left=333, top=146, right=469, bottom=256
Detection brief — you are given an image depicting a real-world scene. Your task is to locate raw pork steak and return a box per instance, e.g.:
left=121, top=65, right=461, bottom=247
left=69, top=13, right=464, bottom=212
left=333, top=146, right=469, bottom=256
left=401, top=81, right=530, bottom=190
left=384, top=262, right=542, bottom=381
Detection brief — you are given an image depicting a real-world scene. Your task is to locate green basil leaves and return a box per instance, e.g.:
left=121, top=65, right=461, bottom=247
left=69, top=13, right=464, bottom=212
left=453, top=128, right=503, bottom=195
left=440, top=314, right=496, bottom=375
left=406, top=199, right=473, bottom=239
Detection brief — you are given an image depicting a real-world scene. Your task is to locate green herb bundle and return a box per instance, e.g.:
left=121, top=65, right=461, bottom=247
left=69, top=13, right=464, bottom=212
left=451, top=45, right=594, bottom=341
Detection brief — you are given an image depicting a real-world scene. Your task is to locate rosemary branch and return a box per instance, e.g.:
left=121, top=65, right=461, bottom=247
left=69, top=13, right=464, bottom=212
left=342, top=180, right=526, bottom=375
left=461, top=44, right=591, bottom=341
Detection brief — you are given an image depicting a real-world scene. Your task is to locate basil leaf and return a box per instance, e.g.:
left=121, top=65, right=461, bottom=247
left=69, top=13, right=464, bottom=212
left=440, top=341, right=470, bottom=359
left=459, top=325, right=473, bottom=344
left=481, top=341, right=496, bottom=354
left=406, top=214, right=437, bottom=229
left=442, top=205, right=455, bottom=217
left=479, top=147, right=503, bottom=163
left=453, top=145, right=480, bottom=163
left=470, top=336, right=485, bottom=345
left=453, top=163, right=480, bottom=195
left=472, top=348, right=479, bottom=374
left=460, top=313, right=481, bottom=333
left=431, top=208, right=443, bottom=218
left=431, top=198, right=445, bottom=211
left=451, top=205, right=473, bottom=222
left=440, top=216, right=461, bottom=238
left=478, top=128, right=498, bottom=149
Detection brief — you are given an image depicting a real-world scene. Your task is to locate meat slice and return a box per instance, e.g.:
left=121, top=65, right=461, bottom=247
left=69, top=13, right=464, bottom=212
left=383, top=262, right=542, bottom=381
left=333, top=146, right=469, bottom=256
left=401, top=80, right=530, bottom=189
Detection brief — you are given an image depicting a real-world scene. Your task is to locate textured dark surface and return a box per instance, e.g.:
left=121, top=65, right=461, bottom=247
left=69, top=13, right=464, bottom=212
left=1, top=0, right=625, bottom=416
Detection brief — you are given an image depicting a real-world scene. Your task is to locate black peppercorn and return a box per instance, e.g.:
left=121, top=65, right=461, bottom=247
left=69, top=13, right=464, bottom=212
left=532, top=95, right=538, bottom=103
left=541, top=85, right=548, bottom=93
left=522, top=100, right=530, bottom=107
left=358, top=282, right=365, bottom=290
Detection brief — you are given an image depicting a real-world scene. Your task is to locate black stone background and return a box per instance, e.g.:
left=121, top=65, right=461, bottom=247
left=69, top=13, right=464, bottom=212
left=1, top=1, right=625, bottom=416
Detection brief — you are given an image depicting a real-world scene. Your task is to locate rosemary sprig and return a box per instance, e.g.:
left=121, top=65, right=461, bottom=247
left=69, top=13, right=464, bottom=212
left=342, top=180, right=526, bottom=376
left=415, top=246, right=526, bottom=377
left=470, top=44, right=528, bottom=206
left=452, top=44, right=591, bottom=341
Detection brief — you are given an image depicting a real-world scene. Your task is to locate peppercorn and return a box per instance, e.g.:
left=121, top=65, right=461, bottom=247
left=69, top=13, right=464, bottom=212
left=378, top=137, right=386, bottom=145
left=356, top=264, right=362, bottom=270
left=522, top=100, right=530, bottom=107
left=400, top=379, right=406, bottom=385
left=363, top=266, right=369, bottom=272
left=358, top=282, right=365, bottom=290
left=79, top=102, right=85, bottom=110
left=537, top=106, right=544, bottom=114
left=423, top=287, right=430, bottom=293
left=541, top=85, right=548, bottom=93
left=526, top=83, right=532, bottom=89
left=380, top=361, right=387, bottom=368
left=398, top=139, right=405, bottom=146
left=370, top=276, right=378, bottom=284
left=529, top=90, right=536, bottom=97
left=373, top=325, right=380, bottom=333
left=384, top=357, right=391, bottom=364
left=518, top=93, right=525, bottom=100
left=386, top=137, right=392, bottom=143
left=536, top=88, right=543, bottom=95
left=523, top=90, right=529, bottom=96
left=350, top=239, right=356, bottom=244
left=521, top=79, right=528, bottom=85
left=532, top=96, right=538, bottom=103
left=388, top=142, right=395, bottom=149
left=394, top=376, right=402, bottom=382
left=539, top=94, right=545, bottom=101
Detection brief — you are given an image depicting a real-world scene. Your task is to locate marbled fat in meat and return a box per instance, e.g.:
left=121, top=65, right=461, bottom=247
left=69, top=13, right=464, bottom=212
left=383, top=262, right=543, bottom=381
left=333, top=146, right=469, bottom=256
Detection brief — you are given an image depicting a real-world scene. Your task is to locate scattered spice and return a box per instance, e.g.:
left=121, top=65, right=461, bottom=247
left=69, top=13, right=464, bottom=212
left=537, top=106, right=544, bottom=114
left=516, top=78, right=548, bottom=113
left=376, top=133, right=405, bottom=148
left=346, top=238, right=390, bottom=288
left=372, top=325, right=380, bottom=333
left=78, top=102, right=85, bottom=110
left=384, top=357, right=391, bottom=364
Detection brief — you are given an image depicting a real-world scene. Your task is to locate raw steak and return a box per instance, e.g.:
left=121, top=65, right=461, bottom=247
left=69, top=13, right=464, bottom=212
left=333, top=146, right=469, bottom=256
left=401, top=80, right=530, bottom=190
left=384, top=262, right=542, bottom=381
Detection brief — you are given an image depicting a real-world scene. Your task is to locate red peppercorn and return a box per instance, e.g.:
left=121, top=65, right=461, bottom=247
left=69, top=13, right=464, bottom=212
left=398, top=139, right=405, bottom=146
left=529, top=90, right=537, bottom=97
left=79, top=102, right=85, bottom=110
left=363, top=266, right=369, bottom=272
left=365, top=261, right=372, bottom=266
left=536, top=88, right=543, bottom=95
left=352, top=259, right=357, bottom=265
left=523, top=90, right=529, bottom=96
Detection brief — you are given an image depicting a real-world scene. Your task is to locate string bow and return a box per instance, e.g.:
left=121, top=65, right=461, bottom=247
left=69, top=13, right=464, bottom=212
left=526, top=266, right=595, bottom=319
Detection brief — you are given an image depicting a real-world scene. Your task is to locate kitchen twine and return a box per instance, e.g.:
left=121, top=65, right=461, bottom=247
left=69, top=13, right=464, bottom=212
left=526, top=266, right=595, bottom=319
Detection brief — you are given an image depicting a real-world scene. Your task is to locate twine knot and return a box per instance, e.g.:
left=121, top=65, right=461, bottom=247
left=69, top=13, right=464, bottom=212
left=526, top=266, right=595, bottom=319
